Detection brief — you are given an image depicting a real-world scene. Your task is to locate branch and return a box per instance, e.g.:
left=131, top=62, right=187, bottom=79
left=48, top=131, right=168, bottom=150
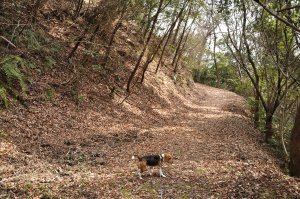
left=0, top=36, right=17, bottom=48
left=253, top=0, right=300, bottom=33
left=277, top=4, right=300, bottom=12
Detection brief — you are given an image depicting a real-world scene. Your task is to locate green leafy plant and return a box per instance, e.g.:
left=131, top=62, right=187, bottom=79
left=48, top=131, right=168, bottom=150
left=24, top=30, right=42, bottom=50
left=44, top=88, right=55, bottom=100
left=91, top=64, right=103, bottom=71
left=83, top=50, right=99, bottom=57
left=44, top=56, right=56, bottom=68
left=0, top=86, right=8, bottom=107
left=0, top=55, right=27, bottom=92
left=78, top=95, right=85, bottom=102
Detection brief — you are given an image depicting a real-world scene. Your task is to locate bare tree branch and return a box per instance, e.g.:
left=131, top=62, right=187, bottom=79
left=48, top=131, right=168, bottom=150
left=253, top=0, right=300, bottom=33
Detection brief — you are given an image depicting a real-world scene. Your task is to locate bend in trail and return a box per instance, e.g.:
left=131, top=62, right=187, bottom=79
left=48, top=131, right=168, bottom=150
left=1, top=84, right=299, bottom=198
left=105, top=84, right=300, bottom=198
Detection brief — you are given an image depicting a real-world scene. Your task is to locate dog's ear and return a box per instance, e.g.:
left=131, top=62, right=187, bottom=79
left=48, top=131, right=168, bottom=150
left=164, top=153, right=173, bottom=163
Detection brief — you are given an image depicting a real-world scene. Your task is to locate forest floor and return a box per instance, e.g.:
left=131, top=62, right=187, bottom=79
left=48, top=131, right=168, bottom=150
left=1, top=1, right=300, bottom=198
left=1, top=68, right=300, bottom=198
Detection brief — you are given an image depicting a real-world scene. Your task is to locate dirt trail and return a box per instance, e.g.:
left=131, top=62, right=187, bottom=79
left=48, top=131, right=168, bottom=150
left=112, top=84, right=299, bottom=198
left=1, top=83, right=299, bottom=198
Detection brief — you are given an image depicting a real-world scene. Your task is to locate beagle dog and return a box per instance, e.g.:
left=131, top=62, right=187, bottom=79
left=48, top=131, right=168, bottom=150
left=132, top=153, right=173, bottom=179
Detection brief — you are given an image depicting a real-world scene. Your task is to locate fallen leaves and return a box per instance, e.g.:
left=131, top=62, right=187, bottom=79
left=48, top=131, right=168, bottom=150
left=1, top=81, right=300, bottom=198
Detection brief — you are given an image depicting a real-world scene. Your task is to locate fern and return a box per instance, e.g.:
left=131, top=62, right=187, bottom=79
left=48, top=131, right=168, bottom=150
left=44, top=56, right=56, bottom=68
left=24, top=30, right=42, bottom=50
left=0, top=86, right=8, bottom=107
left=0, top=55, right=27, bottom=93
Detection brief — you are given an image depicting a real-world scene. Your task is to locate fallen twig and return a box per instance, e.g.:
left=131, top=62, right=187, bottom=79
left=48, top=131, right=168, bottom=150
left=0, top=36, right=17, bottom=48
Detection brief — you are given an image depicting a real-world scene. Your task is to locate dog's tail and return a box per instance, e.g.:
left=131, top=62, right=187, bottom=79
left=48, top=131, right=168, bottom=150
left=132, top=155, right=142, bottom=161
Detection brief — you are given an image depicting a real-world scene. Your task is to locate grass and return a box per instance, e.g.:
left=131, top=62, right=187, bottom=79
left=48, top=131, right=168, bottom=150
left=120, top=187, right=133, bottom=199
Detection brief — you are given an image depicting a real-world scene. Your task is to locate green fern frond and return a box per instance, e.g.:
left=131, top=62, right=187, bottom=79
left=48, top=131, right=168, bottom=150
left=0, top=55, right=27, bottom=93
left=0, top=86, right=8, bottom=107
left=24, top=30, right=42, bottom=50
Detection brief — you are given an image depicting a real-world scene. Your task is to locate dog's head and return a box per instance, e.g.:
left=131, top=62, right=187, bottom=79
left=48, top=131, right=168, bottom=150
left=162, top=153, right=173, bottom=164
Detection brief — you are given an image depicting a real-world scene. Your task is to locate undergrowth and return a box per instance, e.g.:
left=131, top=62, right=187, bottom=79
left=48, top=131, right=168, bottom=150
left=0, top=55, right=27, bottom=107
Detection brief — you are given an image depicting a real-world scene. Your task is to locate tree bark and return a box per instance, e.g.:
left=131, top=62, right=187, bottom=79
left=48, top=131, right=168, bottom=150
left=140, top=24, right=172, bottom=83
left=74, top=0, right=84, bottom=20
left=103, top=5, right=127, bottom=67
left=172, top=15, right=183, bottom=46
left=254, top=89, right=260, bottom=128
left=143, top=5, right=154, bottom=38
left=290, top=105, right=300, bottom=177
left=126, top=0, right=164, bottom=92
left=155, top=2, right=187, bottom=74
left=213, top=30, right=220, bottom=87
left=172, top=5, right=191, bottom=71
left=265, top=111, right=274, bottom=142
left=68, top=8, right=101, bottom=59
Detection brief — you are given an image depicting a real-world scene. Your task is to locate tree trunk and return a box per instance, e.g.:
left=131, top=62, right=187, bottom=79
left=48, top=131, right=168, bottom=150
left=140, top=24, right=172, bottom=83
left=74, top=0, right=84, bottom=20
left=172, top=5, right=191, bottom=70
left=290, top=105, right=300, bottom=177
left=254, top=88, right=260, bottom=128
left=103, top=6, right=126, bottom=67
left=143, top=6, right=154, bottom=38
left=265, top=112, right=274, bottom=142
left=126, top=0, right=164, bottom=92
left=213, top=30, right=220, bottom=87
left=155, top=1, right=187, bottom=73
left=68, top=9, right=101, bottom=59
left=172, top=16, right=183, bottom=46
left=173, top=18, right=195, bottom=73
left=68, top=27, right=89, bottom=59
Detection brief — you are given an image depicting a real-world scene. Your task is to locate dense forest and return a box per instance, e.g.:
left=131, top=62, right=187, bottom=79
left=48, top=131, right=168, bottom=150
left=0, top=0, right=300, bottom=198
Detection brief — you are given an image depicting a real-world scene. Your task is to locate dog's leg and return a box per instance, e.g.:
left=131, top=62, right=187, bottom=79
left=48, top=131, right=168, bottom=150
left=137, top=170, right=143, bottom=179
left=148, top=167, right=153, bottom=176
left=159, top=167, right=166, bottom=178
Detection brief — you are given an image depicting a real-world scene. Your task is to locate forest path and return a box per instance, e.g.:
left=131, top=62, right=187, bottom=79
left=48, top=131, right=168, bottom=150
left=1, top=83, right=299, bottom=198
left=101, top=84, right=299, bottom=198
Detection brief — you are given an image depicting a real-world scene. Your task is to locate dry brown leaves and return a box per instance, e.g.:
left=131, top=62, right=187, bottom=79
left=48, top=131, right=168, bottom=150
left=1, top=70, right=300, bottom=198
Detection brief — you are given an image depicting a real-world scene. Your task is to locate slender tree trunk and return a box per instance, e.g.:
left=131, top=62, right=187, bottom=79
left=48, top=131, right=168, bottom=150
left=143, top=5, right=154, bottom=38
left=213, top=30, right=220, bottom=87
left=172, top=6, right=191, bottom=70
left=254, top=89, right=260, bottom=128
left=140, top=24, right=172, bottom=83
left=172, top=15, right=183, bottom=46
left=265, top=111, right=274, bottom=142
left=68, top=9, right=101, bottom=59
left=290, top=105, right=300, bottom=177
left=103, top=6, right=126, bottom=67
left=155, top=1, right=187, bottom=73
left=140, top=56, right=152, bottom=83
left=74, top=0, right=84, bottom=20
left=126, top=0, right=164, bottom=92
left=68, top=27, right=90, bottom=59
left=173, top=18, right=195, bottom=73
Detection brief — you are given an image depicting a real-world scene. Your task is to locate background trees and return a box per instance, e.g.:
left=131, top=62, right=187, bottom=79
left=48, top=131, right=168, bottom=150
left=192, top=0, right=300, bottom=176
